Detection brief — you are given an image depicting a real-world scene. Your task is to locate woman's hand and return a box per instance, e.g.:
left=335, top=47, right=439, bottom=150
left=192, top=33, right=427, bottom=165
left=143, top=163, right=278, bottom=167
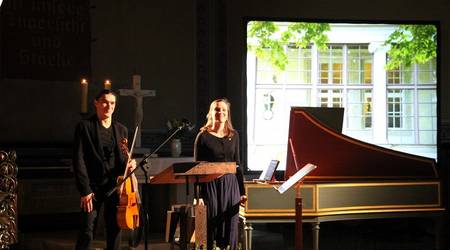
left=240, top=195, right=247, bottom=204
left=193, top=198, right=205, bottom=206
left=80, top=193, right=95, bottom=213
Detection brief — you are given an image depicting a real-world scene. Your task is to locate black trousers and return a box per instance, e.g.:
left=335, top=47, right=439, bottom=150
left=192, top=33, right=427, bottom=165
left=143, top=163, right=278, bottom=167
left=75, top=192, right=122, bottom=250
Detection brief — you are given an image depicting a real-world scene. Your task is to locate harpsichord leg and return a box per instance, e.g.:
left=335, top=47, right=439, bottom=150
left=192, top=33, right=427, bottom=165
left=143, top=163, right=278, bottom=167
left=244, top=222, right=253, bottom=250
left=311, top=222, right=320, bottom=250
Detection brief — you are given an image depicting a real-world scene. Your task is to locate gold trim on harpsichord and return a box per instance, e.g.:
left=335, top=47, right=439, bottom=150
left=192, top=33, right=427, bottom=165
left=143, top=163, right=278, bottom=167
left=295, top=110, right=438, bottom=178
left=315, top=181, right=441, bottom=212
left=242, top=181, right=442, bottom=218
left=239, top=210, right=296, bottom=218
left=315, top=181, right=441, bottom=188
left=311, top=207, right=445, bottom=216
left=240, top=207, right=445, bottom=219
left=243, top=183, right=317, bottom=213
left=317, top=204, right=443, bottom=213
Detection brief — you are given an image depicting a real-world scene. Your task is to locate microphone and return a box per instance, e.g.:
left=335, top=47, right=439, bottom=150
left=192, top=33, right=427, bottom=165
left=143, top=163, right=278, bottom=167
left=178, top=118, right=195, bottom=131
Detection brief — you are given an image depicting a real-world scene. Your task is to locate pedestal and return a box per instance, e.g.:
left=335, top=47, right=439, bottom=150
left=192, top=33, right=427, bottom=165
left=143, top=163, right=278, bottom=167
left=295, top=196, right=303, bottom=250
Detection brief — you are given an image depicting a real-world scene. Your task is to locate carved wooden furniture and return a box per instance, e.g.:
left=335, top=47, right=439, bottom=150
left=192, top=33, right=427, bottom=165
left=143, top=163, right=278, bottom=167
left=0, top=151, right=18, bottom=248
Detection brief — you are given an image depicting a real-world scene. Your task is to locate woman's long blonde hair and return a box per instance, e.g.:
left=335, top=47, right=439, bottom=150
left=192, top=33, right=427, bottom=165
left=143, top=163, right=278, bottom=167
left=200, top=98, right=236, bottom=137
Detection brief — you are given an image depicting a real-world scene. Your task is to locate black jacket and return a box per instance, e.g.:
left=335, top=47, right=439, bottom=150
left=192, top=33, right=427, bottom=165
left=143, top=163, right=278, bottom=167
left=72, top=115, right=128, bottom=197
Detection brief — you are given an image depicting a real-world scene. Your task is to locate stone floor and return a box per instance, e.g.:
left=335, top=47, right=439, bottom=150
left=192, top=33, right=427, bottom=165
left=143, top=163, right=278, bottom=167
left=14, top=230, right=172, bottom=250
left=10, top=217, right=446, bottom=250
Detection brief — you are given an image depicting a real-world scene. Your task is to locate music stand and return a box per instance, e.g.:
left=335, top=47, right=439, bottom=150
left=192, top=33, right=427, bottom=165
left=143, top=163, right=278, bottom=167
left=275, top=163, right=316, bottom=250
left=275, top=138, right=317, bottom=250
left=150, top=161, right=236, bottom=250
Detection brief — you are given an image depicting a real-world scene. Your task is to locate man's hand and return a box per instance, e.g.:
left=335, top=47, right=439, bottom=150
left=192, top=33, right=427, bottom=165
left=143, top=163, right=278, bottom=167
left=127, top=159, right=137, bottom=174
left=80, top=193, right=95, bottom=213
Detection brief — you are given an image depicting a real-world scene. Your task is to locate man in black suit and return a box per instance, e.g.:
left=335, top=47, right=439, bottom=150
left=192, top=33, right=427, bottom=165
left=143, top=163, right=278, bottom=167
left=73, top=89, right=136, bottom=250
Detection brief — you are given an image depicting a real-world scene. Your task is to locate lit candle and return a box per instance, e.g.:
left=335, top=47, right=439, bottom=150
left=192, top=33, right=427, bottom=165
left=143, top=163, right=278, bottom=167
left=104, top=79, right=111, bottom=90
left=81, top=79, right=88, bottom=113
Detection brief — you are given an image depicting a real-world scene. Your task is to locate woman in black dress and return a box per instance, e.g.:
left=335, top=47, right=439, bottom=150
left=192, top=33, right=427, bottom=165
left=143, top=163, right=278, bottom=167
left=194, top=98, right=247, bottom=250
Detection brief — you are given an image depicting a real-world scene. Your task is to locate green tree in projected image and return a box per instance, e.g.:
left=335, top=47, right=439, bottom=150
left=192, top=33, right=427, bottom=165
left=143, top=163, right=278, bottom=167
left=247, top=21, right=330, bottom=71
left=247, top=21, right=437, bottom=71
left=384, top=24, right=437, bottom=70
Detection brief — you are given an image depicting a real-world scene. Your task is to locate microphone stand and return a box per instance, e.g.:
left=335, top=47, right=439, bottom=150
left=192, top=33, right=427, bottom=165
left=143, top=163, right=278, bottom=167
left=106, top=124, right=187, bottom=250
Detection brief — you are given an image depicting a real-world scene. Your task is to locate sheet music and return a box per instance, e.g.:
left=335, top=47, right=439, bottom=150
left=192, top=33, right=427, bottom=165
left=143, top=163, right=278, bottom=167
left=258, top=160, right=279, bottom=181
left=276, top=163, right=317, bottom=194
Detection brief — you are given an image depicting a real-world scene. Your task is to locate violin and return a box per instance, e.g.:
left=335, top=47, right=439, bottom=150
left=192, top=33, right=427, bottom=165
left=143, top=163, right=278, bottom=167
left=117, top=138, right=140, bottom=229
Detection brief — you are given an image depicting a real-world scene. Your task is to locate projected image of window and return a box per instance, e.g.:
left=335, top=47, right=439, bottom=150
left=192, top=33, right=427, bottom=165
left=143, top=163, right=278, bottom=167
left=246, top=21, right=438, bottom=171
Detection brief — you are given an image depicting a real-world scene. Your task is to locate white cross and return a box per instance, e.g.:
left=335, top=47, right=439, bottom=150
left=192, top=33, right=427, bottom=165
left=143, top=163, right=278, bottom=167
left=118, top=74, right=156, bottom=147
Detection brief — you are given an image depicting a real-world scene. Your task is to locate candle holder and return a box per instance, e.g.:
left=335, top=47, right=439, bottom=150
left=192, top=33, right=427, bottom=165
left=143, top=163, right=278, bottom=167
left=80, top=78, right=89, bottom=113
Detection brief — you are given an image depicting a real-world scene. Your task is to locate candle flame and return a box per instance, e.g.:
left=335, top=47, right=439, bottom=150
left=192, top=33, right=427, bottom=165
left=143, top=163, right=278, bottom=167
left=104, top=80, right=111, bottom=89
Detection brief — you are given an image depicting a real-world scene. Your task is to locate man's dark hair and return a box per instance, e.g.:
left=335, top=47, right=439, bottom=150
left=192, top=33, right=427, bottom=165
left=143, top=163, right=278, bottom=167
left=95, top=89, right=118, bottom=101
